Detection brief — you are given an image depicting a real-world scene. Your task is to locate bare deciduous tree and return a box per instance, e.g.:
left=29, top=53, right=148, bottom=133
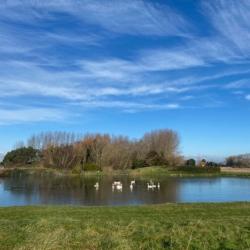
left=141, top=129, right=180, bottom=166
left=25, top=129, right=182, bottom=170
left=226, top=154, right=250, bottom=167
left=43, top=145, right=78, bottom=169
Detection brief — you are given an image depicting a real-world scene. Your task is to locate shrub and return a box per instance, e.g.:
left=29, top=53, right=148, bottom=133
left=71, top=164, right=83, bottom=174
left=207, top=161, right=218, bottom=167
left=145, top=150, right=166, bottom=166
left=176, top=166, right=221, bottom=173
left=131, top=159, right=148, bottom=169
left=186, top=159, right=196, bottom=167
left=83, top=163, right=100, bottom=171
left=2, top=147, right=40, bottom=167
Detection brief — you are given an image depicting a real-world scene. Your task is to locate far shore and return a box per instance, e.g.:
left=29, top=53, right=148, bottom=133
left=1, top=166, right=250, bottom=178
left=221, top=167, right=250, bottom=173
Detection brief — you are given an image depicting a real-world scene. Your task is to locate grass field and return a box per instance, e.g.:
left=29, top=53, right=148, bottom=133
left=0, top=203, right=250, bottom=250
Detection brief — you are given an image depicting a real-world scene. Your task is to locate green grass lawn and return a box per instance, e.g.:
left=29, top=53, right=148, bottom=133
left=0, top=203, right=250, bottom=250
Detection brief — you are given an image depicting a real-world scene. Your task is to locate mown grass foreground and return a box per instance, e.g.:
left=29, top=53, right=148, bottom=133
left=0, top=203, right=250, bottom=250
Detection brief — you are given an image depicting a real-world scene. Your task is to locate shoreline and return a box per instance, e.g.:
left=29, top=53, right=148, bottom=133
left=1, top=166, right=250, bottom=178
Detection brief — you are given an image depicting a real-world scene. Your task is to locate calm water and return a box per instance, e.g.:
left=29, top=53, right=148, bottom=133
left=0, top=171, right=250, bottom=206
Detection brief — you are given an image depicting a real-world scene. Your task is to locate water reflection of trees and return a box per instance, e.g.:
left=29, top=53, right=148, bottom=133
left=3, top=173, right=181, bottom=205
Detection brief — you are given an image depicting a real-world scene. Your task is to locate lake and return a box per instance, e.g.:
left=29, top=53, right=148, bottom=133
left=0, top=171, right=250, bottom=206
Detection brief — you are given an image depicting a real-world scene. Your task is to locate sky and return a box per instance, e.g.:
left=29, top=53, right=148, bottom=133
left=0, top=0, right=250, bottom=160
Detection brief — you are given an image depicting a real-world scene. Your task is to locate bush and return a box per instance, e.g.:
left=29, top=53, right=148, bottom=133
left=83, top=163, right=100, bottom=171
left=2, top=147, right=40, bottom=167
left=186, top=159, right=196, bottom=167
left=145, top=150, right=166, bottom=166
left=176, top=166, right=221, bottom=173
left=207, top=161, right=218, bottom=167
left=131, top=159, right=148, bottom=169
left=71, top=164, right=83, bottom=174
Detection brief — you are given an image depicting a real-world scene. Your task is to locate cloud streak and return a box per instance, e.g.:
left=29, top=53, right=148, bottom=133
left=245, top=95, right=250, bottom=101
left=0, top=0, right=191, bottom=37
left=203, top=0, right=250, bottom=56
left=77, top=100, right=180, bottom=112
left=0, top=107, right=65, bottom=125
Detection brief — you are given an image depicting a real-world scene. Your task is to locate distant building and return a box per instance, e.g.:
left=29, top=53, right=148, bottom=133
left=200, top=159, right=207, bottom=167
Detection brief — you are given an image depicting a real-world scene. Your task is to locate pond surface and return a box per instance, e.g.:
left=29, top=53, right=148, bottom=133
left=0, top=172, right=250, bottom=206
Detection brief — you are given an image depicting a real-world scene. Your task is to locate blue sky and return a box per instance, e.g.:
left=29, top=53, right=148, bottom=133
left=0, top=0, right=250, bottom=160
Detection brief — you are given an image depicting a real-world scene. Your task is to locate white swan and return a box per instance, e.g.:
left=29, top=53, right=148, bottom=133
left=94, top=182, right=99, bottom=190
left=116, top=184, right=123, bottom=191
left=112, top=181, right=123, bottom=191
left=147, top=181, right=156, bottom=189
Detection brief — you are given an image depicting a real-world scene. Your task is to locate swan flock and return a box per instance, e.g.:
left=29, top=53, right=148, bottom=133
left=94, top=180, right=160, bottom=191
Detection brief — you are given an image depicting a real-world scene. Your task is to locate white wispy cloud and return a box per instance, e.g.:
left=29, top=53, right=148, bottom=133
left=0, top=79, right=88, bottom=100
left=0, top=0, right=250, bottom=122
left=180, top=95, right=194, bottom=101
left=0, top=57, right=249, bottom=104
left=245, top=95, right=250, bottom=101
left=139, top=48, right=207, bottom=71
left=225, top=79, right=250, bottom=89
left=0, top=0, right=191, bottom=37
left=79, top=45, right=250, bottom=83
left=77, top=1, right=191, bottom=37
left=0, top=77, right=189, bottom=101
left=0, top=20, right=100, bottom=58
left=0, top=107, right=65, bottom=125
left=77, top=100, right=180, bottom=111
left=232, top=90, right=244, bottom=95
left=203, top=0, right=250, bottom=56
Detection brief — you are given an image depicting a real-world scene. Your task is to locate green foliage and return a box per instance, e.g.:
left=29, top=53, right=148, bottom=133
left=176, top=166, right=221, bottom=173
left=132, top=159, right=148, bottom=169
left=186, top=158, right=196, bottom=167
left=83, top=163, right=100, bottom=171
left=145, top=150, right=166, bottom=166
left=71, top=164, right=83, bottom=174
left=207, top=161, right=218, bottom=167
left=2, top=147, right=40, bottom=167
left=130, top=166, right=169, bottom=177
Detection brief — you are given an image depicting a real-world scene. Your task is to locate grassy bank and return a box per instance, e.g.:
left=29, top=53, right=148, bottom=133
left=0, top=203, right=250, bottom=249
left=1, top=166, right=250, bottom=178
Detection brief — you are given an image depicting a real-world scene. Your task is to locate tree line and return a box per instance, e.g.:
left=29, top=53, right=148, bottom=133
left=2, top=129, right=182, bottom=170
left=226, top=154, right=250, bottom=167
